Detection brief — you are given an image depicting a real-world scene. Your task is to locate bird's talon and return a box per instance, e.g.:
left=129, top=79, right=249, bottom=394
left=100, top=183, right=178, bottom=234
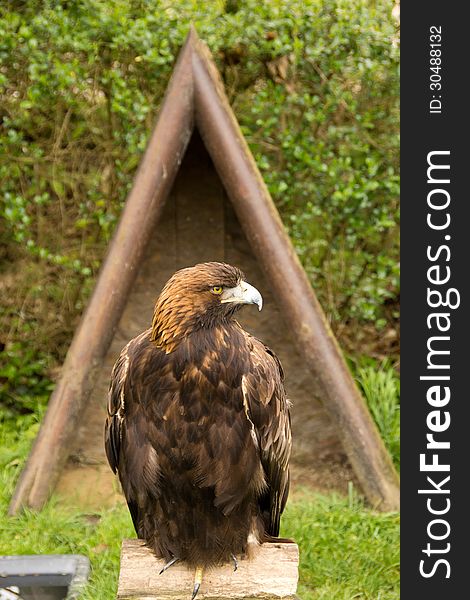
left=159, top=556, right=180, bottom=575
left=191, top=581, right=201, bottom=600
left=230, top=553, right=238, bottom=572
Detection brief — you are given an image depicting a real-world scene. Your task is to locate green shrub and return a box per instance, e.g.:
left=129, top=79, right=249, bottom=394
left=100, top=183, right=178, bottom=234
left=0, top=0, right=399, bottom=345
left=0, top=342, right=54, bottom=415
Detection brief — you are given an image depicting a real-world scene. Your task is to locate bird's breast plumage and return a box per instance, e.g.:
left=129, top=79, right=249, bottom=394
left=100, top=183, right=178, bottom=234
left=105, top=295, right=291, bottom=568
left=139, top=326, right=266, bottom=507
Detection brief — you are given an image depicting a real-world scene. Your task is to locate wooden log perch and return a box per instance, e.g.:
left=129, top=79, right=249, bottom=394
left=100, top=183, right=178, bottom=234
left=117, top=539, right=299, bottom=600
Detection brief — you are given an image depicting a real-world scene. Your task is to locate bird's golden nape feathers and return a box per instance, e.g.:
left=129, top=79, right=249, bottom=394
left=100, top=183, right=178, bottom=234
left=150, top=262, right=263, bottom=352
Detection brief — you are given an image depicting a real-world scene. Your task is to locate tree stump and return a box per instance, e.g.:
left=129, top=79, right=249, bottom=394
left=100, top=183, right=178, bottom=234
left=117, top=539, right=299, bottom=599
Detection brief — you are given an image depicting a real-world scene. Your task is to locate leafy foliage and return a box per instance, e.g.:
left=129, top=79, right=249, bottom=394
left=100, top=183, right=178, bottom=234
left=0, top=342, right=54, bottom=415
left=1, top=0, right=399, bottom=356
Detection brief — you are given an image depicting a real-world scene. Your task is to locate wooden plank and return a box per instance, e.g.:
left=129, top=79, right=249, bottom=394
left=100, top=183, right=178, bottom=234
left=117, top=539, right=299, bottom=600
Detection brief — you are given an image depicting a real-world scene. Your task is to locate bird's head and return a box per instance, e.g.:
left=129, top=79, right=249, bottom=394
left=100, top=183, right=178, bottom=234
left=150, top=262, right=263, bottom=351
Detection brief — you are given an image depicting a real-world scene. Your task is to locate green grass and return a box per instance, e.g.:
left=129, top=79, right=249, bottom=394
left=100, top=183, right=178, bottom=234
left=0, top=501, right=134, bottom=598
left=282, top=489, right=399, bottom=599
left=1, top=399, right=399, bottom=599
left=356, top=362, right=400, bottom=470
left=0, top=412, right=135, bottom=598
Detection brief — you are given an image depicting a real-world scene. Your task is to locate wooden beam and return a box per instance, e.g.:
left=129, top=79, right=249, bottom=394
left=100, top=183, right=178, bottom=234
left=117, top=540, right=299, bottom=600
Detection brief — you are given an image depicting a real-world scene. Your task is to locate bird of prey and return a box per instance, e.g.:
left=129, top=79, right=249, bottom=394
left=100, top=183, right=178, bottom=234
left=105, top=262, right=291, bottom=598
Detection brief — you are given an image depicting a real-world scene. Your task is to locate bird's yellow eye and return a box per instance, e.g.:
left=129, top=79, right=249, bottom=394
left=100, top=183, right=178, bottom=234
left=211, top=286, right=223, bottom=295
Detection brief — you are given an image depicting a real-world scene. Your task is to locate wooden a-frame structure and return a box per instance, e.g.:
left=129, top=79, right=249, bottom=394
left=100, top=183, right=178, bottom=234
left=9, top=28, right=399, bottom=515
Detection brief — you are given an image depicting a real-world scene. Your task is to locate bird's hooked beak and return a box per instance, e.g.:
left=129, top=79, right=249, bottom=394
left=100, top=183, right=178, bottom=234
left=220, top=281, right=263, bottom=311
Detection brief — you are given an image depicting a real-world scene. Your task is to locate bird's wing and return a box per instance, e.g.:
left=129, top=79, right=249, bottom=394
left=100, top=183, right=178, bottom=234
left=241, top=334, right=292, bottom=537
left=104, top=343, right=130, bottom=475
left=104, top=330, right=162, bottom=533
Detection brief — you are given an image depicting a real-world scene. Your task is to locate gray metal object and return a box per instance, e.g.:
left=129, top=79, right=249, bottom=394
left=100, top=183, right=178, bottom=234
left=0, top=555, right=90, bottom=600
left=9, top=27, right=399, bottom=515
